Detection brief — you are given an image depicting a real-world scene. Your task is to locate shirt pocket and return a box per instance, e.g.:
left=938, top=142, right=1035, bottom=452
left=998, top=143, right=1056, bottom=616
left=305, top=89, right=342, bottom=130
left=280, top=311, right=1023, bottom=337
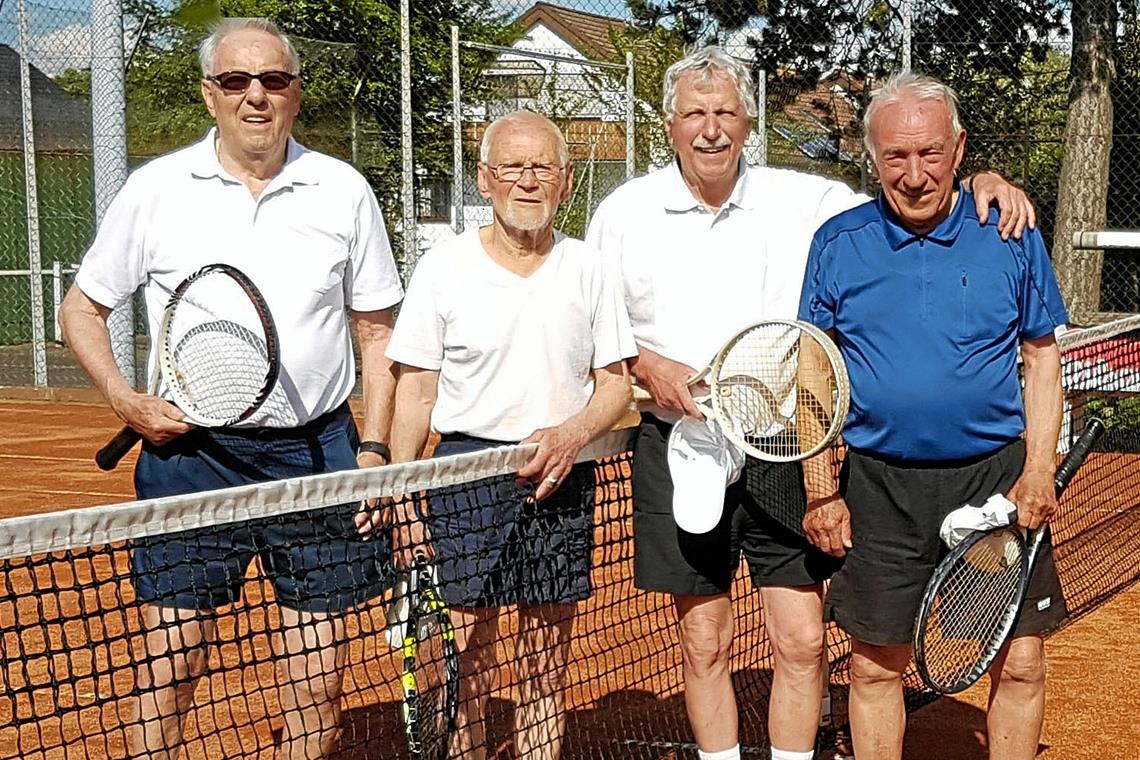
left=959, top=266, right=1018, bottom=342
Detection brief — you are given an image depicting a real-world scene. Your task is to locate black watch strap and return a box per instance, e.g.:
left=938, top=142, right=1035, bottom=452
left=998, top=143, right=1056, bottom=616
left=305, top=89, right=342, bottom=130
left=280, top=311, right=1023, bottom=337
left=357, top=440, right=391, bottom=461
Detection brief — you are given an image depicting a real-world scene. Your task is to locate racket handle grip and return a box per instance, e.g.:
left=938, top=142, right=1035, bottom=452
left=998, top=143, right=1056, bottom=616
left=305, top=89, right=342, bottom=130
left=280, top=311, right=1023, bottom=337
left=1054, top=418, right=1106, bottom=496
left=96, top=425, right=143, bottom=471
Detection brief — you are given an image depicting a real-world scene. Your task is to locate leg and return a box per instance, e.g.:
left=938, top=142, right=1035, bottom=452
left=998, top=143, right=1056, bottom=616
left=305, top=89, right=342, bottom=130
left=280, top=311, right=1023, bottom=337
left=513, top=602, right=576, bottom=760
left=986, top=635, right=1047, bottom=760
left=675, top=593, right=738, bottom=753
left=760, top=584, right=827, bottom=753
left=124, top=603, right=217, bottom=760
left=272, top=607, right=349, bottom=760
left=847, top=641, right=911, bottom=760
left=449, top=605, right=501, bottom=760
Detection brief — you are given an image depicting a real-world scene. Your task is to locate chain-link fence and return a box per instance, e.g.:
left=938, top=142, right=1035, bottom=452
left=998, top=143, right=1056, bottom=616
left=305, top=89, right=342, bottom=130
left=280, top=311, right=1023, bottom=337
left=2, top=0, right=1139, bottom=389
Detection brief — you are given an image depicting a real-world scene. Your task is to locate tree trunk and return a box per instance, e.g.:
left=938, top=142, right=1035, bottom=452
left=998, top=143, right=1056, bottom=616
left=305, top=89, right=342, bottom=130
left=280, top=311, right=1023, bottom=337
left=1053, top=0, right=1116, bottom=323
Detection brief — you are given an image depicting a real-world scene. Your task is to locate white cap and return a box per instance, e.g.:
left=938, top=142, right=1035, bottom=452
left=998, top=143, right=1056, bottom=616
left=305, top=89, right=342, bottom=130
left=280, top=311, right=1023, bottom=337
left=667, top=415, right=746, bottom=534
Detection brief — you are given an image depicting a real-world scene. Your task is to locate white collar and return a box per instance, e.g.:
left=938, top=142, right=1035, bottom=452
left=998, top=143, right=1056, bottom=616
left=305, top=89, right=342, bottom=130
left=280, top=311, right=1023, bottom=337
left=660, top=155, right=754, bottom=212
left=189, top=127, right=319, bottom=187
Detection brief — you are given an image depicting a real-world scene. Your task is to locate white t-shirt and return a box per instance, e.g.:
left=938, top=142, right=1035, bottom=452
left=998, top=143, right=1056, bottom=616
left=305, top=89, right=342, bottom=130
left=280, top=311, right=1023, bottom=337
left=386, top=229, right=636, bottom=441
left=586, top=159, right=865, bottom=373
left=75, top=129, right=404, bottom=427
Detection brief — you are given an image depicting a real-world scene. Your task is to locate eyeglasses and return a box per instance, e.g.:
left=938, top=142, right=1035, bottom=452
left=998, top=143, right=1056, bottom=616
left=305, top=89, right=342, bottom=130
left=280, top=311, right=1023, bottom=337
left=486, top=163, right=564, bottom=183
left=206, top=70, right=298, bottom=94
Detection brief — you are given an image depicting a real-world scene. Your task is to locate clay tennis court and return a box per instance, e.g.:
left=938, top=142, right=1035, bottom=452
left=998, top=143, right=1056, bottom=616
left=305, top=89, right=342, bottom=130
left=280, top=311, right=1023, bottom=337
left=2, top=396, right=1139, bottom=758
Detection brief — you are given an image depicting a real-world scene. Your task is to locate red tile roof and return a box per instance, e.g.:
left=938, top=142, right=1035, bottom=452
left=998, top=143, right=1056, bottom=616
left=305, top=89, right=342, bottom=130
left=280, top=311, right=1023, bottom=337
left=515, top=2, right=626, bottom=61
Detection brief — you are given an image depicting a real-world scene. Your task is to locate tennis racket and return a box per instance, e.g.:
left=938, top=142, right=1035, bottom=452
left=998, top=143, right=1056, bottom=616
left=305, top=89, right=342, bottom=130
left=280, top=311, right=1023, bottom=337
left=633, top=319, right=850, bottom=462
left=913, top=417, right=1106, bottom=694
left=400, top=555, right=460, bottom=760
left=95, top=263, right=280, bottom=471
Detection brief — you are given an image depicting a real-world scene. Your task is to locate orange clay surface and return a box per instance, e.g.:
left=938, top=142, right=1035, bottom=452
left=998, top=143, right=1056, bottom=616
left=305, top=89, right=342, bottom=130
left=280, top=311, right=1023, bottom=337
left=2, top=398, right=1139, bottom=758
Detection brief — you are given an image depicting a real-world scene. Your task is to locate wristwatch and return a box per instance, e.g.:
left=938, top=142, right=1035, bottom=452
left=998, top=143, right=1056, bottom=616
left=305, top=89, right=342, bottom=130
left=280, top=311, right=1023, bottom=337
left=357, top=440, right=391, bottom=462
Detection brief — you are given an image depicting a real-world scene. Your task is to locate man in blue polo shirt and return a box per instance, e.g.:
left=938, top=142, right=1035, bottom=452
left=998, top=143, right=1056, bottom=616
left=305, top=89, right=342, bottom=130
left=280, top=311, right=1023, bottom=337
left=797, top=71, right=1068, bottom=759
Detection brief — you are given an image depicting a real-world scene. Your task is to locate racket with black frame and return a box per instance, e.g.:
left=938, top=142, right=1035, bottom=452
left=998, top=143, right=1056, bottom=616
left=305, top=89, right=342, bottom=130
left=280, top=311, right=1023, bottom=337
left=913, top=417, right=1106, bottom=694
left=95, top=263, right=280, bottom=470
left=399, top=554, right=460, bottom=760
left=633, top=319, right=850, bottom=463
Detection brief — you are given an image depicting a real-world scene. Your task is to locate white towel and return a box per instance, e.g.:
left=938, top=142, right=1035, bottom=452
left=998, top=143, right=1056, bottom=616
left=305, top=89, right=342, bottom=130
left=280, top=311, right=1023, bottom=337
left=939, top=493, right=1019, bottom=549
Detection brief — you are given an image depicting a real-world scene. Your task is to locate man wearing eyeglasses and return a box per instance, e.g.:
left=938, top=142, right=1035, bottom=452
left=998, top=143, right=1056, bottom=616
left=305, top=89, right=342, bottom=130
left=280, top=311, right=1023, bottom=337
left=59, top=17, right=402, bottom=760
left=363, top=110, right=634, bottom=759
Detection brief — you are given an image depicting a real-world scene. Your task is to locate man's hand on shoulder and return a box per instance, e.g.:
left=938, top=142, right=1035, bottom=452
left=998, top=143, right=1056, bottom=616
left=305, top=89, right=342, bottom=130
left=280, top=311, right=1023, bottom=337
left=803, top=494, right=853, bottom=557
left=969, top=171, right=1037, bottom=241
left=110, top=389, right=193, bottom=445
left=1007, top=468, right=1058, bottom=530
left=630, top=348, right=705, bottom=419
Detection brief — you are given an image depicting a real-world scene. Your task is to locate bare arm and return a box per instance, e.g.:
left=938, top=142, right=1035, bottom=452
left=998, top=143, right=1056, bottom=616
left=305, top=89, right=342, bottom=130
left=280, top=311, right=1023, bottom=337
left=517, top=360, right=632, bottom=501
left=349, top=308, right=397, bottom=468
left=1008, top=333, right=1063, bottom=530
left=799, top=328, right=852, bottom=557
left=966, top=171, right=1037, bottom=241
left=354, top=364, right=438, bottom=568
left=59, top=284, right=190, bottom=444
left=629, top=345, right=705, bottom=419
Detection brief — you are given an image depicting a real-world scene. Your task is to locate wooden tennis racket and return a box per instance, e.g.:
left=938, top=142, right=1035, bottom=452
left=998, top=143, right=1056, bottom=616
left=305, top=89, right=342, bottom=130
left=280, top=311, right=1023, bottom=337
left=633, top=319, right=850, bottom=462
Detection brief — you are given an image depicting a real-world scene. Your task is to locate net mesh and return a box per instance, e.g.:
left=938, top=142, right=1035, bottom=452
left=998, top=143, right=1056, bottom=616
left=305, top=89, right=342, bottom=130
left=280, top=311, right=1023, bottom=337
left=2, top=317, right=1140, bottom=758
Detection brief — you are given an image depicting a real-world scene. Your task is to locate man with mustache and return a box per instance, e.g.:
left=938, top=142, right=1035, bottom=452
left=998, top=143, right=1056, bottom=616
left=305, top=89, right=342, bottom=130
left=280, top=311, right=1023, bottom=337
left=586, top=47, right=1035, bottom=760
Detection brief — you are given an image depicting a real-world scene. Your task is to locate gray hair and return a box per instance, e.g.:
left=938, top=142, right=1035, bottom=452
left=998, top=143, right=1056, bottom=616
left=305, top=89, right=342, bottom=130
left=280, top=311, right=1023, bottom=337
left=863, top=70, right=963, bottom=160
left=198, top=18, right=300, bottom=77
left=479, top=111, right=571, bottom=166
left=662, top=46, right=758, bottom=121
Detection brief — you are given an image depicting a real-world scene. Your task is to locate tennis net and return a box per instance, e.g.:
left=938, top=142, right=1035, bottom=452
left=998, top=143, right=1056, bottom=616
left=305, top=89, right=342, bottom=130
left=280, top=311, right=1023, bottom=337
left=2, top=315, right=1140, bottom=759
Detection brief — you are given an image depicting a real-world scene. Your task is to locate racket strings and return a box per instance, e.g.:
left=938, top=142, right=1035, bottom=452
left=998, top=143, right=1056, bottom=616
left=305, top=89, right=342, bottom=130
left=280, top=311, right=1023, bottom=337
left=406, top=583, right=458, bottom=759
left=163, top=272, right=275, bottom=425
left=714, top=324, right=842, bottom=460
left=922, top=532, right=1025, bottom=687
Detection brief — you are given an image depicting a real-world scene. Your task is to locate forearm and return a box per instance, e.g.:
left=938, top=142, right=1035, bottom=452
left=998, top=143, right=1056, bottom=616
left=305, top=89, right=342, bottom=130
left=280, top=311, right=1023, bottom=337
left=352, top=309, right=397, bottom=443
left=1022, top=342, right=1063, bottom=475
left=559, top=363, right=632, bottom=447
left=389, top=369, right=437, bottom=463
left=59, top=286, right=135, bottom=405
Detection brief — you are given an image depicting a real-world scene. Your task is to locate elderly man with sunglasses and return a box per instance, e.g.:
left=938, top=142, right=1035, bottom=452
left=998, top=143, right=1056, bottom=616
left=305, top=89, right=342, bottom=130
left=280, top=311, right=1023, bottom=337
left=59, top=17, right=402, bottom=760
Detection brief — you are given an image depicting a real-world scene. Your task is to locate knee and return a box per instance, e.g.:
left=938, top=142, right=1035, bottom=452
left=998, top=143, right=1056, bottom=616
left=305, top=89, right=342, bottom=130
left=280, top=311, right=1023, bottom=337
left=769, top=619, right=825, bottom=673
left=850, top=644, right=910, bottom=688
left=517, top=653, right=568, bottom=698
left=678, top=618, right=733, bottom=676
left=998, top=641, right=1046, bottom=689
left=286, top=665, right=344, bottom=708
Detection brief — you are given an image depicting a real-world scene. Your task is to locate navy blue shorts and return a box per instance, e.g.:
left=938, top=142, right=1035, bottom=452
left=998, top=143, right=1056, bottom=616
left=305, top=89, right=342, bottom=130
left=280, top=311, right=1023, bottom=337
left=131, top=405, right=392, bottom=613
left=422, top=434, right=595, bottom=609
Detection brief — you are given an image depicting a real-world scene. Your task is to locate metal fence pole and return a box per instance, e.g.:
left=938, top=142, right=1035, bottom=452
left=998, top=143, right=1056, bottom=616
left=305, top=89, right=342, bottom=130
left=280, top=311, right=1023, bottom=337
left=400, top=0, right=417, bottom=272
left=625, top=51, right=634, bottom=180
left=91, top=0, right=134, bottom=386
left=16, top=0, right=47, bottom=387
left=756, top=67, right=767, bottom=167
left=452, top=25, right=463, bottom=234
left=901, top=0, right=913, bottom=70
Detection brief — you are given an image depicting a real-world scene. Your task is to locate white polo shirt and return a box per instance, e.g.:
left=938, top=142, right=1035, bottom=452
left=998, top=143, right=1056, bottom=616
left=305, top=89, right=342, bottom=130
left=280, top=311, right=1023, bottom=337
left=75, top=129, right=403, bottom=427
left=586, top=159, right=865, bottom=373
left=386, top=229, right=636, bottom=442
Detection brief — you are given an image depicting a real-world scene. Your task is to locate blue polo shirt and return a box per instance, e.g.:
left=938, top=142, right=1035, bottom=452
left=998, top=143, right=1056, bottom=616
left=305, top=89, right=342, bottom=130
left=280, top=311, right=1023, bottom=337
left=797, top=188, right=1068, bottom=461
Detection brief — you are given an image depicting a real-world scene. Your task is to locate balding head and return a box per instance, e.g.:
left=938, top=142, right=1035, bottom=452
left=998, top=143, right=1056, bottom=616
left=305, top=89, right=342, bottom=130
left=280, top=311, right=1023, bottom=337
left=480, top=111, right=570, bottom=166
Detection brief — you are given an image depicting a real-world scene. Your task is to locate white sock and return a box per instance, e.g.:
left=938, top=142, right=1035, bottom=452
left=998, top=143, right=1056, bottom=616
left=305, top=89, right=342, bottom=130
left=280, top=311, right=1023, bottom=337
left=698, top=746, right=741, bottom=760
left=771, top=749, right=814, bottom=760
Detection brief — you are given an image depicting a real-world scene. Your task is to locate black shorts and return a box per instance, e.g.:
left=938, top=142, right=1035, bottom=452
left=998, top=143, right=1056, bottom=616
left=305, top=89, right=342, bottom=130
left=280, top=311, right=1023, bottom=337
left=826, top=439, right=1068, bottom=646
left=131, top=405, right=393, bottom=614
left=423, top=434, right=595, bottom=609
left=632, top=414, right=841, bottom=595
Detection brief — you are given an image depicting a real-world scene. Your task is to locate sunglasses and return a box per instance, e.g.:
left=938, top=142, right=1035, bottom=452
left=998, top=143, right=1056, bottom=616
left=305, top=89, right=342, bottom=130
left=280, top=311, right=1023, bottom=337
left=206, top=70, right=298, bottom=94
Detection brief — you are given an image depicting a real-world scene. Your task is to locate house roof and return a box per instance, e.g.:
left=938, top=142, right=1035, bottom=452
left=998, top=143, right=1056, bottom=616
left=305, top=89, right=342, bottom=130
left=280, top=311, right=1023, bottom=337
left=515, top=2, right=625, bottom=61
left=0, top=44, right=91, bottom=152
